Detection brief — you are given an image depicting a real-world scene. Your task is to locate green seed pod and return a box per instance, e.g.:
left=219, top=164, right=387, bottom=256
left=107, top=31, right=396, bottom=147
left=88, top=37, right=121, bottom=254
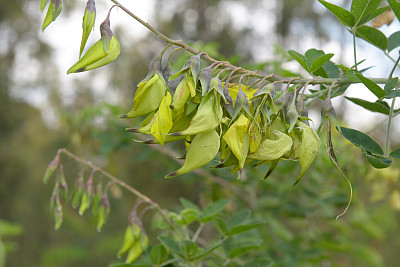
left=72, top=173, right=84, bottom=209
left=274, top=89, right=288, bottom=112
left=320, top=98, right=341, bottom=133
left=43, top=154, right=59, bottom=184
left=199, top=67, right=212, bottom=96
left=96, top=193, right=110, bottom=232
left=118, top=224, right=140, bottom=258
left=285, top=97, right=299, bottom=133
left=150, top=92, right=173, bottom=145
left=248, top=131, right=293, bottom=161
left=79, top=0, right=96, bottom=58
left=40, top=0, right=50, bottom=12
left=54, top=205, right=63, bottom=230
left=41, top=0, right=62, bottom=32
left=222, top=114, right=250, bottom=171
left=166, top=130, right=220, bottom=178
left=58, top=164, right=68, bottom=202
left=125, top=241, right=144, bottom=263
left=171, top=76, right=195, bottom=114
left=171, top=93, right=221, bottom=136
left=293, top=121, right=320, bottom=186
left=122, top=73, right=168, bottom=118
left=67, top=35, right=120, bottom=73
left=210, top=77, right=227, bottom=103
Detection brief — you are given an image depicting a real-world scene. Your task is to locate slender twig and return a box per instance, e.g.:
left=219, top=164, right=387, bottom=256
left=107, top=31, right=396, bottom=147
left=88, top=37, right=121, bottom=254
left=386, top=98, right=396, bottom=157
left=57, top=148, right=182, bottom=235
left=352, top=29, right=358, bottom=70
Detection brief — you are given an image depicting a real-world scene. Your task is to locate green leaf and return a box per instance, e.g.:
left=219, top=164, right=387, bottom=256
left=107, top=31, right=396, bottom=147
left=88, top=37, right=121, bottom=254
left=362, top=149, right=393, bottom=168
left=390, top=147, right=400, bottom=158
left=200, top=199, right=229, bottom=223
left=179, top=198, right=200, bottom=211
left=338, top=126, right=383, bottom=155
left=359, top=6, right=391, bottom=25
left=227, top=239, right=263, bottom=259
left=305, top=49, right=324, bottom=68
left=345, top=97, right=390, bottom=115
left=288, top=50, right=309, bottom=72
left=227, top=221, right=264, bottom=236
left=181, top=240, right=198, bottom=259
left=318, top=0, right=355, bottom=27
left=242, top=259, right=274, bottom=267
left=165, top=130, right=220, bottom=178
left=388, top=0, right=400, bottom=23
left=213, top=218, right=228, bottom=235
left=179, top=208, right=200, bottom=224
left=355, top=25, right=388, bottom=51
left=350, top=0, right=381, bottom=26
left=158, top=236, right=182, bottom=256
left=227, top=209, right=250, bottom=229
left=346, top=70, right=361, bottom=82
left=309, top=54, right=334, bottom=73
left=149, top=245, right=168, bottom=265
left=385, top=89, right=400, bottom=99
left=384, top=77, right=399, bottom=93
left=355, top=73, right=386, bottom=99
left=389, top=31, right=400, bottom=52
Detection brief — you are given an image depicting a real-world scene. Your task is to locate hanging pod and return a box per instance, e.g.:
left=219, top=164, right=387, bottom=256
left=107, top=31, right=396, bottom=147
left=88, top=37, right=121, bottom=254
left=122, top=72, right=168, bottom=118
left=79, top=0, right=96, bottom=58
left=171, top=92, right=222, bottom=136
left=222, top=113, right=251, bottom=171
left=67, top=15, right=120, bottom=73
left=293, top=121, right=320, bottom=186
left=165, top=130, right=220, bottom=178
left=150, top=92, right=173, bottom=145
left=170, top=76, right=195, bottom=115
left=41, top=0, right=63, bottom=31
left=248, top=131, right=293, bottom=161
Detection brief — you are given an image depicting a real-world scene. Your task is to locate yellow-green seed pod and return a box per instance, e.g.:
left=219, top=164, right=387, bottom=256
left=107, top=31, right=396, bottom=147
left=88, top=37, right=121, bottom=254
left=125, top=241, right=144, bottom=263
left=118, top=224, right=141, bottom=258
left=171, top=93, right=221, bottom=136
left=123, top=73, right=167, bottom=118
left=171, top=77, right=195, bottom=115
left=248, top=131, right=293, bottom=161
left=166, top=130, right=220, bottom=178
left=293, top=122, right=320, bottom=186
left=150, top=92, right=173, bottom=145
left=79, top=0, right=96, bottom=58
left=41, top=0, right=62, bottom=32
left=249, top=115, right=262, bottom=153
left=222, top=114, right=250, bottom=170
left=67, top=35, right=120, bottom=73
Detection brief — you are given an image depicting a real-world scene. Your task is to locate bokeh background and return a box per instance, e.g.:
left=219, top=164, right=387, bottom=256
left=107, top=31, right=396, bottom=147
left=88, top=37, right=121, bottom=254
left=2, top=0, right=400, bottom=266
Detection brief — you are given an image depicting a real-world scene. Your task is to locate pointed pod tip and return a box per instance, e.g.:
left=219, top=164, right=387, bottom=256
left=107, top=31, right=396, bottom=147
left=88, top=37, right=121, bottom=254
left=170, top=132, right=182, bottom=136
left=125, top=128, right=139, bottom=132
left=119, top=114, right=128, bottom=118
left=165, top=171, right=178, bottom=178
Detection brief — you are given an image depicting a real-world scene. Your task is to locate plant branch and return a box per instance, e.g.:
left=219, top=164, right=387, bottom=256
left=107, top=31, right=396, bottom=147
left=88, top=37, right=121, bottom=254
left=110, top=0, right=396, bottom=88
left=57, top=148, right=181, bottom=235
left=385, top=98, right=396, bottom=157
left=352, top=29, right=358, bottom=70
